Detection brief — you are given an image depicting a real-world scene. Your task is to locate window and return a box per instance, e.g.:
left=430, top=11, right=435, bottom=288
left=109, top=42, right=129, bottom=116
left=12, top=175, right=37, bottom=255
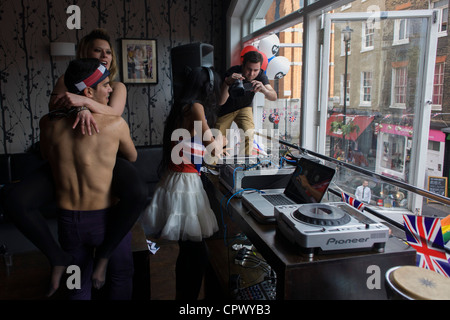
left=432, top=0, right=448, bottom=36
left=391, top=66, right=407, bottom=108
left=393, top=19, right=409, bottom=45
left=239, top=1, right=439, bottom=184
left=340, top=3, right=352, bottom=11
left=360, top=71, right=372, bottom=106
left=233, top=0, right=442, bottom=221
left=428, top=140, right=441, bottom=152
left=380, top=133, right=407, bottom=175
left=362, top=22, right=374, bottom=51
left=433, top=61, right=445, bottom=109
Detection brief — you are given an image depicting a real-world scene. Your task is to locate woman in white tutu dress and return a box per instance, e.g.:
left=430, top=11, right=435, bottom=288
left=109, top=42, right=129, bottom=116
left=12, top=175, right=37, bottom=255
left=141, top=66, right=223, bottom=299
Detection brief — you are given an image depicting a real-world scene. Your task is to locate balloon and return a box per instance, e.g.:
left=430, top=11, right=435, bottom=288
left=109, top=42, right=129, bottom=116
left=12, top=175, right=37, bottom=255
left=266, top=56, right=290, bottom=80
left=240, top=45, right=268, bottom=71
left=259, top=51, right=268, bottom=71
left=240, top=45, right=258, bottom=62
left=258, top=34, right=280, bottom=59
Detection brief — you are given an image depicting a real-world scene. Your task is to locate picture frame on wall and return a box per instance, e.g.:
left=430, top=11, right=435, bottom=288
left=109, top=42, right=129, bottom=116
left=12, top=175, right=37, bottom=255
left=121, top=39, right=157, bottom=84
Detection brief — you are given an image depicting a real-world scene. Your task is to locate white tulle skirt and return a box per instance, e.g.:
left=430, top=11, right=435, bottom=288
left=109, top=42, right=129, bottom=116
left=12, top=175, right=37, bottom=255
left=141, top=171, right=219, bottom=242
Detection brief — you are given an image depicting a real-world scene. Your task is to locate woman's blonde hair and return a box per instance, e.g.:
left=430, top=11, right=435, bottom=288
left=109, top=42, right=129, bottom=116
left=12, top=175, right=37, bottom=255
left=76, top=28, right=118, bottom=81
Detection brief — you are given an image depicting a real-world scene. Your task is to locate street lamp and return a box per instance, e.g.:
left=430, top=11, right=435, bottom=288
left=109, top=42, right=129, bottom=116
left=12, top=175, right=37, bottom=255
left=342, top=25, right=353, bottom=161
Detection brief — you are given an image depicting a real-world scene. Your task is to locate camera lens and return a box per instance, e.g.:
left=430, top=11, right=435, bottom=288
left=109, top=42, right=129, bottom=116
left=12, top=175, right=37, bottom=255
left=229, top=79, right=245, bottom=97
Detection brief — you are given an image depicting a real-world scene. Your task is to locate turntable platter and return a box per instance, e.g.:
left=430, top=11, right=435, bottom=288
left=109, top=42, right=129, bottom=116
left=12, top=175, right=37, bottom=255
left=292, top=204, right=351, bottom=226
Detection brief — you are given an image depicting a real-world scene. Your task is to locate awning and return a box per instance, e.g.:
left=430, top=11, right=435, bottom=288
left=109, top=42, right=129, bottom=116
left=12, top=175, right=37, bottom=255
left=429, top=129, right=446, bottom=142
left=378, top=124, right=446, bottom=142
left=326, top=114, right=374, bottom=141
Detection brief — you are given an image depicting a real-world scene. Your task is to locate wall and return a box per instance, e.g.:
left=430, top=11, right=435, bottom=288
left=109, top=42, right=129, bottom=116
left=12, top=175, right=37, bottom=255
left=0, top=0, right=228, bottom=153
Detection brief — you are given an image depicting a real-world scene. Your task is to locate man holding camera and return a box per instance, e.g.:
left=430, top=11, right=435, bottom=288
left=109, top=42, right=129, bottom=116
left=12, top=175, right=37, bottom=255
left=215, top=50, right=277, bottom=156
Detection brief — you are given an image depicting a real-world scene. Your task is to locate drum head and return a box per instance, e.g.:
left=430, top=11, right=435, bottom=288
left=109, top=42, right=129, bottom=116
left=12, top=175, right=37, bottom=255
left=389, top=266, right=450, bottom=300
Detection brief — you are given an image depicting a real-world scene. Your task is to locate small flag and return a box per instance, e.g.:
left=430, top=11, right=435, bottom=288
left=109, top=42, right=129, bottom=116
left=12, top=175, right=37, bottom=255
left=146, top=239, right=160, bottom=255
left=441, top=215, right=450, bottom=244
left=403, top=215, right=450, bottom=278
left=252, top=139, right=267, bottom=156
left=341, top=192, right=364, bottom=211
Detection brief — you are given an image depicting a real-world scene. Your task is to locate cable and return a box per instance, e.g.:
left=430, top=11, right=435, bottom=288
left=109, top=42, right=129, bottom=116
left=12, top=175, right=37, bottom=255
left=279, top=156, right=297, bottom=168
left=226, top=188, right=263, bottom=208
left=220, top=160, right=271, bottom=246
left=220, top=156, right=291, bottom=245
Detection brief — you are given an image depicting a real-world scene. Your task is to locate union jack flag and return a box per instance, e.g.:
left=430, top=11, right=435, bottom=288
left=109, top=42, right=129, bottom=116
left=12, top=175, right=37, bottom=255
left=341, top=192, right=364, bottom=211
left=403, top=215, right=450, bottom=278
left=252, top=139, right=267, bottom=156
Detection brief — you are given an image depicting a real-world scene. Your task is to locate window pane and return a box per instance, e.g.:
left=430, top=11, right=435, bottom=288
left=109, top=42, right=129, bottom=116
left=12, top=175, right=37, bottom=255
left=443, top=8, right=448, bottom=31
left=263, top=0, right=305, bottom=26
left=394, top=67, right=407, bottom=105
left=325, top=17, right=429, bottom=189
left=252, top=1, right=305, bottom=147
left=243, top=1, right=446, bottom=215
left=433, top=63, right=444, bottom=106
left=362, top=71, right=372, bottom=103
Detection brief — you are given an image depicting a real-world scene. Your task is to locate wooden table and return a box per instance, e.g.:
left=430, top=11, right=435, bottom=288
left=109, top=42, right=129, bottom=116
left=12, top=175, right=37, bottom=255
left=203, top=173, right=416, bottom=300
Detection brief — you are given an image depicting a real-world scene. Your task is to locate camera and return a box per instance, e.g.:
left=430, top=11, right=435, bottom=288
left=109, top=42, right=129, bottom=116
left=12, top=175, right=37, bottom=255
left=229, top=79, right=253, bottom=98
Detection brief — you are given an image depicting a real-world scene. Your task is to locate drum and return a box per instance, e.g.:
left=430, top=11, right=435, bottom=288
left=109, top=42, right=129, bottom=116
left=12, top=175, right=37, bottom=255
left=385, top=266, right=450, bottom=300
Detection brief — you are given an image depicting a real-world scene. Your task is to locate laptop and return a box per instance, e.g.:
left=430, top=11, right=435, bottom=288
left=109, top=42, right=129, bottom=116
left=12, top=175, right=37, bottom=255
left=241, top=157, right=336, bottom=223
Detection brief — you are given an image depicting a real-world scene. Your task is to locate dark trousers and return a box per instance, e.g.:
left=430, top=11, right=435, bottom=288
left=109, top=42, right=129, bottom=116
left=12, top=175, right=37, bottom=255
left=1, top=158, right=147, bottom=267
left=176, top=240, right=208, bottom=300
left=58, top=208, right=133, bottom=300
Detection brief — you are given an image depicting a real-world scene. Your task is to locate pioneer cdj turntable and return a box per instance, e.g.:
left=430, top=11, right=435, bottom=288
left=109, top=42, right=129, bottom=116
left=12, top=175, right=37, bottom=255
left=275, top=202, right=390, bottom=258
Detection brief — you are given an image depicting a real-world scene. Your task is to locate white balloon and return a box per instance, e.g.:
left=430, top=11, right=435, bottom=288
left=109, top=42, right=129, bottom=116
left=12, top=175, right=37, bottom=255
left=258, top=34, right=280, bottom=59
left=266, top=56, right=290, bottom=80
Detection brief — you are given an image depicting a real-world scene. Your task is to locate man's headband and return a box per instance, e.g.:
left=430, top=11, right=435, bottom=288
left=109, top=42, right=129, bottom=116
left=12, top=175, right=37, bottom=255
left=74, top=64, right=110, bottom=93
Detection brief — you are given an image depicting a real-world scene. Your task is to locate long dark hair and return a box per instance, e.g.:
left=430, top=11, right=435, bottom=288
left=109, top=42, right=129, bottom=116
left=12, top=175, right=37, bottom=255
left=160, top=66, right=221, bottom=174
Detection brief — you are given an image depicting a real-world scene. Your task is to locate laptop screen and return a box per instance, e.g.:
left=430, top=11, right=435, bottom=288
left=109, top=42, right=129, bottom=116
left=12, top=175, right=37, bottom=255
left=283, top=157, right=336, bottom=204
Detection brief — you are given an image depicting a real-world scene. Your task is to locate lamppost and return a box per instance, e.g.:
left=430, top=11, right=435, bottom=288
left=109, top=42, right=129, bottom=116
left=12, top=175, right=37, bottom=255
left=342, top=25, right=353, bottom=161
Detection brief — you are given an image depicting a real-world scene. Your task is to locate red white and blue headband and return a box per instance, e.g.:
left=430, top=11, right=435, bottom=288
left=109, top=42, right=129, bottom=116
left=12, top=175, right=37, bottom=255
left=74, top=64, right=110, bottom=93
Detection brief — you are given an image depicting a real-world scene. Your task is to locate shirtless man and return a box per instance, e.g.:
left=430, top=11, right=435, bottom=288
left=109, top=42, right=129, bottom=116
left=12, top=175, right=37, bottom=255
left=40, top=58, right=137, bottom=299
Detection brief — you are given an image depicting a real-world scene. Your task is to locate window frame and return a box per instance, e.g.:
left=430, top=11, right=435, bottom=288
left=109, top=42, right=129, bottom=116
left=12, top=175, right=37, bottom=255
left=390, top=66, right=408, bottom=109
left=432, top=61, right=445, bottom=109
left=361, top=21, right=374, bottom=52
left=230, top=2, right=438, bottom=211
left=432, top=0, right=448, bottom=37
left=359, top=71, right=373, bottom=107
left=393, top=18, right=410, bottom=46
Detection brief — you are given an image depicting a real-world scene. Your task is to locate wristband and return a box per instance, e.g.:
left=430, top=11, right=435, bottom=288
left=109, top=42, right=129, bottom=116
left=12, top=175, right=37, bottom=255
left=77, top=106, right=89, bottom=113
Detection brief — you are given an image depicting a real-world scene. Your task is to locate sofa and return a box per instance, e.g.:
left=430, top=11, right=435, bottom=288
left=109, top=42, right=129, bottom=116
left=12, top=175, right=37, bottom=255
left=0, top=144, right=163, bottom=299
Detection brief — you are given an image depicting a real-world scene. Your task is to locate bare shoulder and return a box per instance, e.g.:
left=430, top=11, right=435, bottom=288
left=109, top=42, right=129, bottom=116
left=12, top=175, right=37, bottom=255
left=92, top=114, right=128, bottom=131
left=111, top=81, right=126, bottom=92
left=39, top=114, right=69, bottom=129
left=190, top=102, right=206, bottom=120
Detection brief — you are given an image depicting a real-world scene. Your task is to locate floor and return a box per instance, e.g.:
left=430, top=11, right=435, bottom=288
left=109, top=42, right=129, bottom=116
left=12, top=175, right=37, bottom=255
left=147, top=238, right=179, bottom=300
left=0, top=237, right=191, bottom=300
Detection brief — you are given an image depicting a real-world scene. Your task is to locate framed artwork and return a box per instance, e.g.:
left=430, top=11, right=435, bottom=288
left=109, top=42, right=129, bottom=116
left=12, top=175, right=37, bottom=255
left=121, top=39, right=157, bottom=84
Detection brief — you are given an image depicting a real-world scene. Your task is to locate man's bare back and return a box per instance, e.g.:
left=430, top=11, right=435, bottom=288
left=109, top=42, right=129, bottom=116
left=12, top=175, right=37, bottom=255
left=40, top=113, right=137, bottom=211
